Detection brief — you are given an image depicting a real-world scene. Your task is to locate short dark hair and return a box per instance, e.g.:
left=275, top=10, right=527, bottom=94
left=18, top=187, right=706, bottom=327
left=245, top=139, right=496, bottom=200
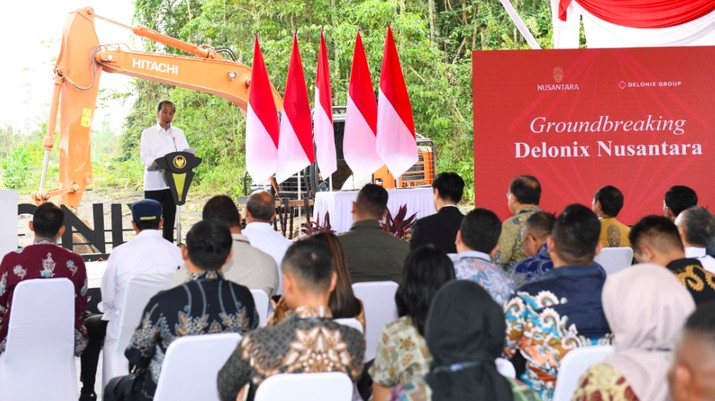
left=665, top=186, right=698, bottom=217
left=524, top=211, right=556, bottom=241
left=32, top=202, right=64, bottom=238
left=594, top=185, right=624, bottom=217
left=157, top=100, right=175, bottom=113
left=683, top=301, right=715, bottom=345
left=459, top=208, right=502, bottom=253
left=135, top=219, right=161, bottom=231
left=678, top=207, right=715, bottom=247
left=246, top=191, right=275, bottom=221
left=185, top=220, right=233, bottom=271
left=203, top=195, right=241, bottom=228
left=395, top=245, right=455, bottom=336
left=551, top=204, right=600, bottom=265
left=629, top=215, right=683, bottom=253
left=355, top=184, right=388, bottom=218
left=509, top=175, right=541, bottom=205
left=282, top=238, right=334, bottom=293
left=432, top=172, right=465, bottom=204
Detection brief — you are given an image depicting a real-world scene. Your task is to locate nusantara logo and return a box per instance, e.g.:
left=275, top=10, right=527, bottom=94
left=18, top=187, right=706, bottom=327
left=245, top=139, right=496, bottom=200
left=537, top=66, right=579, bottom=91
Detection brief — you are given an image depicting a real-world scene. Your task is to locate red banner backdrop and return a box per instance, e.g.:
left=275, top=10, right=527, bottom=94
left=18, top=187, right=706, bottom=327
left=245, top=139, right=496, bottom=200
left=472, top=47, right=715, bottom=224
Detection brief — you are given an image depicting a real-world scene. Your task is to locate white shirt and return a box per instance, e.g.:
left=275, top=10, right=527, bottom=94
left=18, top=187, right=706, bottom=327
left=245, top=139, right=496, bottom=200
left=685, top=247, right=715, bottom=274
left=242, top=222, right=292, bottom=294
left=99, top=229, right=182, bottom=340
left=140, top=123, right=190, bottom=190
left=172, top=233, right=279, bottom=297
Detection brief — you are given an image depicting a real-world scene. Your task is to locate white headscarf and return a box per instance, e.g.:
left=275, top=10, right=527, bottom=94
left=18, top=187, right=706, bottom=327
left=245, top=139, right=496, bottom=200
left=602, top=263, right=695, bottom=401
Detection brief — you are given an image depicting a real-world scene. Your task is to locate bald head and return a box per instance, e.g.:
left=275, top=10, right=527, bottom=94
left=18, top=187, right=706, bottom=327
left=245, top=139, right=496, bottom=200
left=670, top=302, right=715, bottom=401
left=245, top=191, right=275, bottom=223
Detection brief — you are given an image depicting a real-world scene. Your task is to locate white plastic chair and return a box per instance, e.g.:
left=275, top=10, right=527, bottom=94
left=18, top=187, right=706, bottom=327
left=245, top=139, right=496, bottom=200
left=552, top=345, right=615, bottom=401
left=254, top=372, right=353, bottom=401
left=495, top=357, right=516, bottom=379
left=352, top=281, right=399, bottom=361
left=0, top=278, right=77, bottom=401
left=250, top=288, right=270, bottom=327
left=102, top=270, right=176, bottom=388
left=153, top=333, right=242, bottom=401
left=334, top=317, right=364, bottom=334
left=594, top=247, right=633, bottom=275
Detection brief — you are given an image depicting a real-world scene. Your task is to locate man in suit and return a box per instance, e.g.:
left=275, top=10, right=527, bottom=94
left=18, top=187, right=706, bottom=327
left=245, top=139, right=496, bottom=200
left=410, top=172, right=465, bottom=253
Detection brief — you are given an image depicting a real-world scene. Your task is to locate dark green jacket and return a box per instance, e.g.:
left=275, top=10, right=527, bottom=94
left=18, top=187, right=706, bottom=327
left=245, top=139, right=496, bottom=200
left=339, top=220, right=410, bottom=284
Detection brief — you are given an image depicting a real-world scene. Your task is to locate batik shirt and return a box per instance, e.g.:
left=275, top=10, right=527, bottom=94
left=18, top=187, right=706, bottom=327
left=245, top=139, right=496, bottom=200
left=666, top=258, right=715, bottom=305
left=454, top=251, right=516, bottom=305
left=512, top=244, right=554, bottom=287
left=217, top=306, right=365, bottom=401
left=504, top=264, right=612, bottom=401
left=494, top=206, right=540, bottom=272
left=598, top=218, right=631, bottom=248
left=370, top=316, right=431, bottom=388
left=125, top=271, right=258, bottom=399
left=573, top=363, right=640, bottom=401
left=390, top=376, right=542, bottom=401
left=0, top=239, right=88, bottom=356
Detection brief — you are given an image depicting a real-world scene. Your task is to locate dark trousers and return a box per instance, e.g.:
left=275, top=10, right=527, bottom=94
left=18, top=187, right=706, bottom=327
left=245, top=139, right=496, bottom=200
left=80, top=314, right=108, bottom=393
left=145, top=189, right=176, bottom=243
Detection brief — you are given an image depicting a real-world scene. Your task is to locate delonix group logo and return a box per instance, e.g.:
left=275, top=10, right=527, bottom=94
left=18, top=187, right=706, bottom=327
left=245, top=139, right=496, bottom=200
left=537, top=66, right=579, bottom=91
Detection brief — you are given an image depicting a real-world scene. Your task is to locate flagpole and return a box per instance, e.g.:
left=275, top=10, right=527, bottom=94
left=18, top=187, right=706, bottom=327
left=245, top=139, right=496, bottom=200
left=297, top=170, right=302, bottom=225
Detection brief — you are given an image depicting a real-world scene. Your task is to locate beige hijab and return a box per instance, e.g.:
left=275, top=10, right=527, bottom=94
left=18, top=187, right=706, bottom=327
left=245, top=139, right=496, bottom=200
left=602, top=263, right=695, bottom=401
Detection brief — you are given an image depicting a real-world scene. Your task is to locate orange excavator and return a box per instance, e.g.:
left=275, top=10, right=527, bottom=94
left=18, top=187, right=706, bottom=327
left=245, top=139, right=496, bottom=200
left=33, top=7, right=283, bottom=207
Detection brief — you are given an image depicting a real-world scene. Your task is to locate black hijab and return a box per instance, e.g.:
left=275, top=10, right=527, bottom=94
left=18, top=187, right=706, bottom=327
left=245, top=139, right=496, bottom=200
left=424, top=280, right=514, bottom=401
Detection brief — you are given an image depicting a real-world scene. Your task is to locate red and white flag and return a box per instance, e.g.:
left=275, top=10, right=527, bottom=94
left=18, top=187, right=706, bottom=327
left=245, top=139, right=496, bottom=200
left=276, top=33, right=315, bottom=183
left=376, top=25, right=417, bottom=178
left=343, top=31, right=383, bottom=180
left=313, top=30, right=337, bottom=178
left=245, top=36, right=280, bottom=184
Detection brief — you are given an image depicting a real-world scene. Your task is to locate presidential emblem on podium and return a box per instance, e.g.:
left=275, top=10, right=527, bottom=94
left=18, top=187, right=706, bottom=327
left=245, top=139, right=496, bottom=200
left=154, top=151, right=202, bottom=206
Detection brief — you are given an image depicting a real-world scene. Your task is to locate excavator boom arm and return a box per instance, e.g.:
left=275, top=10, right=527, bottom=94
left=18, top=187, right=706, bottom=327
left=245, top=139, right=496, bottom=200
left=35, top=7, right=282, bottom=207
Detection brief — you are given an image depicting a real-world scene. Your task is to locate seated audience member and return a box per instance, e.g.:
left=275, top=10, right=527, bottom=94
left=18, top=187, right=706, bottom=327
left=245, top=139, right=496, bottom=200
left=174, top=195, right=279, bottom=296
left=675, top=206, right=715, bottom=274
left=494, top=175, right=542, bottom=271
left=0, top=202, right=88, bottom=356
left=629, top=215, right=715, bottom=305
left=242, top=190, right=292, bottom=279
left=664, top=185, right=698, bottom=221
left=504, top=204, right=610, bottom=401
left=392, top=280, right=541, bottom=401
left=410, top=172, right=465, bottom=253
left=106, top=220, right=259, bottom=401
left=339, top=184, right=409, bottom=283
left=370, top=245, right=455, bottom=401
left=592, top=185, right=630, bottom=247
left=453, top=208, right=515, bottom=305
left=513, top=211, right=556, bottom=286
left=217, top=238, right=365, bottom=401
left=669, top=302, right=715, bottom=401
left=81, top=199, right=182, bottom=400
left=573, top=264, right=695, bottom=401
left=267, top=231, right=364, bottom=328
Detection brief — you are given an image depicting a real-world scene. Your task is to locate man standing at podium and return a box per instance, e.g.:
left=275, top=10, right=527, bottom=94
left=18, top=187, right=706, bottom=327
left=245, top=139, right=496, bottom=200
left=140, top=100, right=189, bottom=243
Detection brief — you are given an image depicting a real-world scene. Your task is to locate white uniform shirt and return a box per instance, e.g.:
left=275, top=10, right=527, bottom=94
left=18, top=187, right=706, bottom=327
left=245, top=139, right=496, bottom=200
left=140, top=123, right=190, bottom=191
left=242, top=222, right=292, bottom=294
left=99, top=229, right=182, bottom=340
left=685, top=247, right=715, bottom=274
left=172, top=233, right=279, bottom=297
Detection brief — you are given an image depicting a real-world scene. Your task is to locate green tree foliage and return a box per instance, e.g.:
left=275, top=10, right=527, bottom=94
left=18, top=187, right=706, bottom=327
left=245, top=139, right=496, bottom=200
left=118, top=0, right=552, bottom=199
